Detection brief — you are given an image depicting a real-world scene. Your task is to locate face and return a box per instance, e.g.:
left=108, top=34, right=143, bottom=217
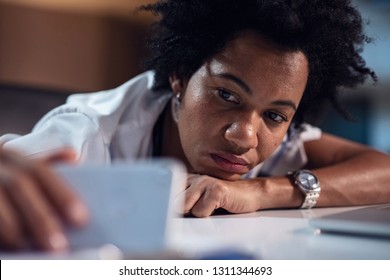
left=170, top=31, right=309, bottom=180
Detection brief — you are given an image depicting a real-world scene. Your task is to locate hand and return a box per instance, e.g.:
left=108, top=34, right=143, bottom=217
left=0, top=148, right=88, bottom=252
left=179, top=174, right=262, bottom=217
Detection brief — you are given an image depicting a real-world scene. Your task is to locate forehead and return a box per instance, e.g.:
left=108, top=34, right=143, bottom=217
left=204, top=31, right=309, bottom=94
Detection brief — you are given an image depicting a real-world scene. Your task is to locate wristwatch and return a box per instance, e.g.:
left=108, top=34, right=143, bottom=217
left=290, top=169, right=321, bottom=209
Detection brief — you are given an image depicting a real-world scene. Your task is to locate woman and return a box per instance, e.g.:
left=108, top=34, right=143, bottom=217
left=1, top=0, right=389, bottom=251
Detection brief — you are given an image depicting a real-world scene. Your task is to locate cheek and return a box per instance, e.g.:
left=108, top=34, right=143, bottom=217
left=255, top=130, right=287, bottom=164
left=177, top=98, right=213, bottom=152
left=178, top=87, right=217, bottom=138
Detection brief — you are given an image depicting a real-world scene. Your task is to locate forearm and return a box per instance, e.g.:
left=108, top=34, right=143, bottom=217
left=255, top=150, right=390, bottom=210
left=182, top=149, right=390, bottom=216
left=252, top=176, right=303, bottom=210
left=312, top=150, right=390, bottom=207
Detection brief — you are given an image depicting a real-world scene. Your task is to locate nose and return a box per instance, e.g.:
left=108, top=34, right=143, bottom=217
left=224, top=112, right=259, bottom=150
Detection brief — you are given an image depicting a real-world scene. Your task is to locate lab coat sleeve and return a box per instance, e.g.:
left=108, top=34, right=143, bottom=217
left=0, top=106, right=109, bottom=164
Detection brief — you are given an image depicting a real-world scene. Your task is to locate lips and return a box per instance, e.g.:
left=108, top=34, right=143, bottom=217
left=210, top=152, right=251, bottom=174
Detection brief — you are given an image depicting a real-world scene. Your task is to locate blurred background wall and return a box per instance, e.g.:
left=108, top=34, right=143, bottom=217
left=0, top=0, right=155, bottom=135
left=0, top=0, right=389, bottom=152
left=0, top=0, right=155, bottom=92
left=319, top=0, right=390, bottom=153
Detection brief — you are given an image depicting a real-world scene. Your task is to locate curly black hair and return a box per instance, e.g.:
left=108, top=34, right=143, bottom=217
left=140, top=0, right=377, bottom=123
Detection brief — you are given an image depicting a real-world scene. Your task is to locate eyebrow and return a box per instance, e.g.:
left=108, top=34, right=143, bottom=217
left=211, top=71, right=297, bottom=111
left=271, top=100, right=297, bottom=111
left=212, top=73, right=252, bottom=94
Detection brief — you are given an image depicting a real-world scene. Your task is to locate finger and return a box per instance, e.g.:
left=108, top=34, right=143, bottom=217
left=41, top=148, right=78, bottom=164
left=1, top=150, right=88, bottom=228
left=180, top=182, right=206, bottom=214
left=0, top=184, right=25, bottom=250
left=32, top=161, right=89, bottom=228
left=6, top=170, right=69, bottom=251
left=186, top=174, right=201, bottom=185
left=190, top=184, right=226, bottom=217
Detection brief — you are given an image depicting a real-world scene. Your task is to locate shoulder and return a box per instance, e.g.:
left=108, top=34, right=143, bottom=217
left=35, top=71, right=168, bottom=133
left=65, top=71, right=158, bottom=114
left=289, top=123, right=322, bottom=142
left=1, top=71, right=171, bottom=162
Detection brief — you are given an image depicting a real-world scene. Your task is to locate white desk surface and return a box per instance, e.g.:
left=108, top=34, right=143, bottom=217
left=1, top=206, right=389, bottom=260
left=168, top=206, right=390, bottom=260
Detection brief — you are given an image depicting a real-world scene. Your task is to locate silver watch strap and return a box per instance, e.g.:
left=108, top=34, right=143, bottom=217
left=301, top=191, right=320, bottom=209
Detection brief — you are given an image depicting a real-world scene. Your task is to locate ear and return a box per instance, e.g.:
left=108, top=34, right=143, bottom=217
left=169, top=75, right=185, bottom=96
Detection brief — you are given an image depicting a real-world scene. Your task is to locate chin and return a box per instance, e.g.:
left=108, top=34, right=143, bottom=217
left=214, top=172, right=243, bottom=181
left=196, top=168, right=243, bottom=181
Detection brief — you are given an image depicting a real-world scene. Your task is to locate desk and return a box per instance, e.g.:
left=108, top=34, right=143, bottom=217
left=168, top=206, right=390, bottom=260
left=1, top=206, right=389, bottom=260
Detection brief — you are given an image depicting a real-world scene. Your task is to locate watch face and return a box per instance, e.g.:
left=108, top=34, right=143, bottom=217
left=298, top=172, right=317, bottom=190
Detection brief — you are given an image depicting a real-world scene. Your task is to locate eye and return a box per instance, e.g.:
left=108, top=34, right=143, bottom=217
left=217, top=89, right=239, bottom=104
left=264, top=111, right=287, bottom=123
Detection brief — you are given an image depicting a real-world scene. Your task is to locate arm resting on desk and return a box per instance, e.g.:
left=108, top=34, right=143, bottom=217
left=179, top=132, right=390, bottom=217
